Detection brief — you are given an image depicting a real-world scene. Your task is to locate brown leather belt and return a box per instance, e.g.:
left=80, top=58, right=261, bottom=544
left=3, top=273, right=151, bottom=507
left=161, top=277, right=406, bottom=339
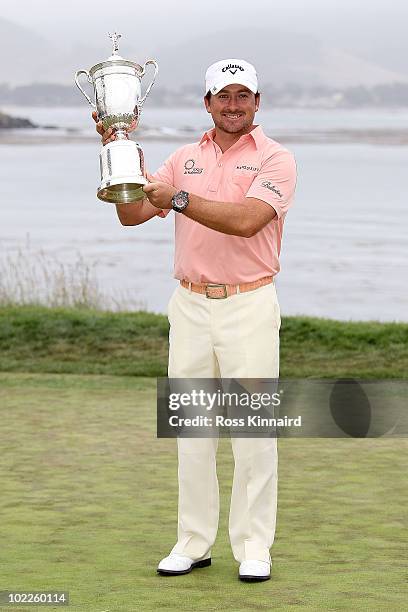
left=180, top=275, right=274, bottom=299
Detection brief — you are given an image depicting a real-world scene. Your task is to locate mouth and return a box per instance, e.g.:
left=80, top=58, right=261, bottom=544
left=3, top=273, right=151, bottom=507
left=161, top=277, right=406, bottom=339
left=222, top=113, right=244, bottom=120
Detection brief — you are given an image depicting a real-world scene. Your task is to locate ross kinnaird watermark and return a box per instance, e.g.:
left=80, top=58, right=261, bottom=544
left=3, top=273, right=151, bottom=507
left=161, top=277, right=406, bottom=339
left=167, top=413, right=301, bottom=429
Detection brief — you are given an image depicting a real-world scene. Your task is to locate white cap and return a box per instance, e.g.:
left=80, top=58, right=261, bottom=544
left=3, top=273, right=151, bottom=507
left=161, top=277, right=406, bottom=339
left=205, top=59, right=258, bottom=95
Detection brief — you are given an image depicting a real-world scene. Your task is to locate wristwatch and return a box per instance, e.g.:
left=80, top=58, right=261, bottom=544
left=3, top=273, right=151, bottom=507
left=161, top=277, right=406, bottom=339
left=171, top=190, right=189, bottom=213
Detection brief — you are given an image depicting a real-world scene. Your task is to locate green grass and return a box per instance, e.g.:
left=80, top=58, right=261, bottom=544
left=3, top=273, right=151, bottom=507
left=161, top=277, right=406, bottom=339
left=0, top=306, right=169, bottom=376
left=0, top=373, right=407, bottom=611
left=1, top=306, right=407, bottom=378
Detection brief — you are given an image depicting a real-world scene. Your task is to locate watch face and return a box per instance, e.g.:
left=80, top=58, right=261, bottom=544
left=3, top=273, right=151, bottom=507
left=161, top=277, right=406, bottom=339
left=173, top=190, right=189, bottom=211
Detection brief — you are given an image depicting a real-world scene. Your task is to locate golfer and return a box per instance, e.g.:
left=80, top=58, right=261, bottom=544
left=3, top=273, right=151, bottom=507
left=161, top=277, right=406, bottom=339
left=94, top=58, right=297, bottom=582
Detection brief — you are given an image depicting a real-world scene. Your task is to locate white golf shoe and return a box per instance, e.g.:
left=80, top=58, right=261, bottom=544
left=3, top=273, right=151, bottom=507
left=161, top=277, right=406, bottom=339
left=239, top=559, right=271, bottom=582
left=157, top=553, right=211, bottom=576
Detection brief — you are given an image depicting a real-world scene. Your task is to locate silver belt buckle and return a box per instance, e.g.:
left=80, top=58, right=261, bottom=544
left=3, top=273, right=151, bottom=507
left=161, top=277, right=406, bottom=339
left=205, top=283, right=228, bottom=299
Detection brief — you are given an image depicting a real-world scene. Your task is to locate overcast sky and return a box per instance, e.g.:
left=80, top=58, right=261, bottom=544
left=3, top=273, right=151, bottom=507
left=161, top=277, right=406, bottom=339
left=1, top=0, right=406, bottom=53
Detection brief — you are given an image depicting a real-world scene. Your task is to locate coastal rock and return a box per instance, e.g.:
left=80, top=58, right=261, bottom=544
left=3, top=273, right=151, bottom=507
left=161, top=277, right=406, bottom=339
left=0, top=110, right=36, bottom=129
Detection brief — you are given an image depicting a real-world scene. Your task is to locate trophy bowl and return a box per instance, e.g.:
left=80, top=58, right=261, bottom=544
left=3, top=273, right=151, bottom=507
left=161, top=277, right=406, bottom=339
left=75, top=33, right=158, bottom=204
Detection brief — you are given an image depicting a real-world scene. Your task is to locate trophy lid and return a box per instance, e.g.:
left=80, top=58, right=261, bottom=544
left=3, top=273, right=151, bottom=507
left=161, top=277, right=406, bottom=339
left=89, top=32, right=144, bottom=77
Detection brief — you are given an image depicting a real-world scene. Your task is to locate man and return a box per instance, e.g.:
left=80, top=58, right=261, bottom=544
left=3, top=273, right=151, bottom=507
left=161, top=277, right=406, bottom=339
left=95, top=58, right=296, bottom=582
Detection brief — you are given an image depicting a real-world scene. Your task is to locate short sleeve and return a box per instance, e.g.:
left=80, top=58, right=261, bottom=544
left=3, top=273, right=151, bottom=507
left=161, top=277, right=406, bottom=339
left=246, top=149, right=297, bottom=219
left=150, top=154, right=175, bottom=218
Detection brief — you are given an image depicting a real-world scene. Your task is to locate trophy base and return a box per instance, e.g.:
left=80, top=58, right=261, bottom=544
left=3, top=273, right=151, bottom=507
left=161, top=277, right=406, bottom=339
left=97, top=176, right=147, bottom=204
left=98, top=139, right=147, bottom=204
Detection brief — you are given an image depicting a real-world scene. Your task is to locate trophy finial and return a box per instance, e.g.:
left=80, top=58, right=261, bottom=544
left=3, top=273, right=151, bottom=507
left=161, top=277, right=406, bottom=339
left=108, top=32, right=122, bottom=55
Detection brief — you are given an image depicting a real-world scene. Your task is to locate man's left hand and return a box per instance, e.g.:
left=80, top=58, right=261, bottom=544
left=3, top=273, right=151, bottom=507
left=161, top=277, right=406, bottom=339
left=143, top=174, right=177, bottom=209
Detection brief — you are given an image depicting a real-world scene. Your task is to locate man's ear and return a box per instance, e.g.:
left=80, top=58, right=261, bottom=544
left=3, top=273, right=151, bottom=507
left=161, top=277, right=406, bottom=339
left=204, top=96, right=211, bottom=113
left=255, top=92, right=261, bottom=112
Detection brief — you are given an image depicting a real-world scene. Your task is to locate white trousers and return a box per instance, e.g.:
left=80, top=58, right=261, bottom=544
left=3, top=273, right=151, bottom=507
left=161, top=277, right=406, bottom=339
left=167, top=281, right=281, bottom=564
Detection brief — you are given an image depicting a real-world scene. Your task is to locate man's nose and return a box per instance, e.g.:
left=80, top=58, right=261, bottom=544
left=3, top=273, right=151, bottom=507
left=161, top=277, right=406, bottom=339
left=225, top=97, right=241, bottom=110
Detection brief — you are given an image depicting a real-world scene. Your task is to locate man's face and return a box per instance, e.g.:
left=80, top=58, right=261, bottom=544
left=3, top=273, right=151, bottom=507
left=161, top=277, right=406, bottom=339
left=204, top=84, right=259, bottom=136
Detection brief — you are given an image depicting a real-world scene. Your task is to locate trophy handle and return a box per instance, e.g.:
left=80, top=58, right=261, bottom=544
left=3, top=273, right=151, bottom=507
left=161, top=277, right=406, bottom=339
left=138, top=60, right=159, bottom=109
left=74, top=70, right=96, bottom=109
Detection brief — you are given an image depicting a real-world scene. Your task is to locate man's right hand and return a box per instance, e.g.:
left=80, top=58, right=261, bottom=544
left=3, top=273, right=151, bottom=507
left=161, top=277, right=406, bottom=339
left=92, top=111, right=137, bottom=145
left=92, top=111, right=116, bottom=145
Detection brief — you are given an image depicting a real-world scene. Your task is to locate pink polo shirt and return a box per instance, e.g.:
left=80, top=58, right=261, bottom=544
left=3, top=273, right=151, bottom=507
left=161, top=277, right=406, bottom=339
left=152, top=125, right=296, bottom=284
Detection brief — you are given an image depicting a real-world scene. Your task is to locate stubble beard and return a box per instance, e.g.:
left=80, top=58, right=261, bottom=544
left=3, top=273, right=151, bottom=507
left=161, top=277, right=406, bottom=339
left=215, top=115, right=254, bottom=136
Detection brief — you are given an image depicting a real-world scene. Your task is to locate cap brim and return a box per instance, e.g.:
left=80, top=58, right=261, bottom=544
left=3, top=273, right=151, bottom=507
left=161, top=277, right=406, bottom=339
left=207, top=77, right=258, bottom=96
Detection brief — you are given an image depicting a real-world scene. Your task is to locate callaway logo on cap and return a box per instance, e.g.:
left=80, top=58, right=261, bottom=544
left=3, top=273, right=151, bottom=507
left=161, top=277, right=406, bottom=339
left=205, top=58, right=258, bottom=95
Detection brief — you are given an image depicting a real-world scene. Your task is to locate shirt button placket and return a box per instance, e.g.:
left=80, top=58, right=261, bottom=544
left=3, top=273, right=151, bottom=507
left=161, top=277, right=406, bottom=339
left=209, top=146, right=223, bottom=192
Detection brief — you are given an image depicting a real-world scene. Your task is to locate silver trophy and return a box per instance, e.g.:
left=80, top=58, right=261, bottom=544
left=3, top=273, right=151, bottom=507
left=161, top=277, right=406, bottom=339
left=75, top=32, right=158, bottom=203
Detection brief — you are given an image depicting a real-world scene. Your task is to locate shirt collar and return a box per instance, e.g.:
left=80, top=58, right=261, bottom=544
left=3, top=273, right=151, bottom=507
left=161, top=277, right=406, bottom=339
left=199, top=125, right=266, bottom=150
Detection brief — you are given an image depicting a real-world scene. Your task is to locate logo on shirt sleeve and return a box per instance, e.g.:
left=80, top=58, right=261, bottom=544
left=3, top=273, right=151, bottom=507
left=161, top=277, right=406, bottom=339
left=184, top=159, right=204, bottom=174
left=261, top=180, right=283, bottom=198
